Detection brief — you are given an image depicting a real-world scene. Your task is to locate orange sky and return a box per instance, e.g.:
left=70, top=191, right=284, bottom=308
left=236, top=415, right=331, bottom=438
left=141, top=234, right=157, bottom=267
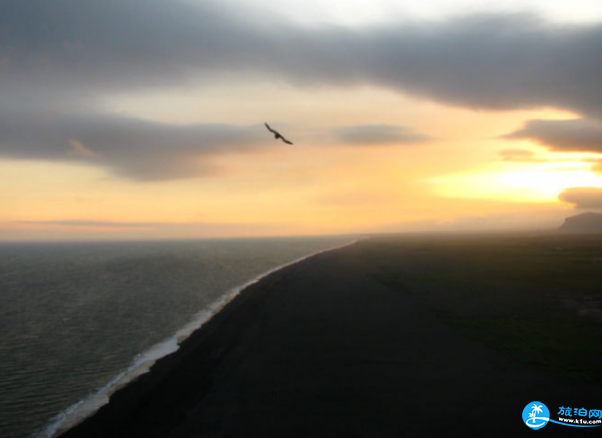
left=2, top=92, right=597, bottom=240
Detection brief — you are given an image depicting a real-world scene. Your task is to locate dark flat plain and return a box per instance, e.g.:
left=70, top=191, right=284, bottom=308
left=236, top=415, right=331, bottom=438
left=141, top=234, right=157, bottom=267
left=59, top=234, right=602, bottom=437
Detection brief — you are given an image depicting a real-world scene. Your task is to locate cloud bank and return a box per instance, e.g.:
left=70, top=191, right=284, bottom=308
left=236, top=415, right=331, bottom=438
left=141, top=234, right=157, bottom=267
left=558, top=187, right=602, bottom=209
left=503, top=119, right=602, bottom=153
left=0, top=110, right=267, bottom=180
left=335, top=125, right=430, bottom=145
left=3, top=1, right=601, bottom=114
left=0, top=109, right=427, bottom=179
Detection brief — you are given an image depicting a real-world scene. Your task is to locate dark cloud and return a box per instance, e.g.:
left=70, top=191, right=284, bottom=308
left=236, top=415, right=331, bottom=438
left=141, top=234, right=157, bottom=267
left=335, top=124, right=430, bottom=145
left=2, top=1, right=602, bottom=178
left=558, top=187, right=602, bottom=209
left=0, top=109, right=266, bottom=180
left=1, top=2, right=601, bottom=114
left=0, top=0, right=252, bottom=104
left=503, top=119, right=602, bottom=153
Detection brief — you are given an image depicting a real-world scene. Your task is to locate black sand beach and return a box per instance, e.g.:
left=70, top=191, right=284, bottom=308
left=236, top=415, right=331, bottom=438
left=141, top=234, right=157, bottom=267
left=58, top=236, right=602, bottom=437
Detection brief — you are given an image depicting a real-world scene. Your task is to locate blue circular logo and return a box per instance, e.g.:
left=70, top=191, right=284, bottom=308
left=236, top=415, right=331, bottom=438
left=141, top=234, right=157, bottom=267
left=523, top=401, right=550, bottom=429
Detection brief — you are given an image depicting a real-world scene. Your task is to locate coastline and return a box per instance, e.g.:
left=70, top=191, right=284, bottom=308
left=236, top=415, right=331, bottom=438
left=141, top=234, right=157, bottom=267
left=44, top=238, right=359, bottom=438
left=57, top=237, right=601, bottom=437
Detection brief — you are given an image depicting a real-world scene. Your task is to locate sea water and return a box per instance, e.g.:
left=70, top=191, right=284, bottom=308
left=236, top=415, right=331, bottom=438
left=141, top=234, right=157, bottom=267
left=0, top=236, right=354, bottom=438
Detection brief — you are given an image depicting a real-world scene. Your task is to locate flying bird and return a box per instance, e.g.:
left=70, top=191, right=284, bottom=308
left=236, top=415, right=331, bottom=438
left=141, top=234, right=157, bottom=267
left=265, top=123, right=293, bottom=144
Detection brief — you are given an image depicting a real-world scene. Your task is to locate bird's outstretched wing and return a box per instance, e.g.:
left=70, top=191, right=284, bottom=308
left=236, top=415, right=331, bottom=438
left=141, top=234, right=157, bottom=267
left=281, top=137, right=293, bottom=145
left=264, top=123, right=276, bottom=134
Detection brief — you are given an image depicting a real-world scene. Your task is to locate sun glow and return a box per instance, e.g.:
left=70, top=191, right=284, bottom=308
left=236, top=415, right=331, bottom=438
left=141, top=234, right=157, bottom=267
left=430, top=162, right=602, bottom=203
left=500, top=163, right=602, bottom=198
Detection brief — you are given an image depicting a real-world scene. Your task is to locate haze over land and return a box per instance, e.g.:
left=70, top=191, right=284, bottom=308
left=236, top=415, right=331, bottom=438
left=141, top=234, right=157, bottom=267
left=2, top=0, right=602, bottom=240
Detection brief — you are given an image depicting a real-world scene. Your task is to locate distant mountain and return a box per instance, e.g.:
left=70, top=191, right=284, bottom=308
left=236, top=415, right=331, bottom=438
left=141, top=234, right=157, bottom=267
left=558, top=212, right=602, bottom=233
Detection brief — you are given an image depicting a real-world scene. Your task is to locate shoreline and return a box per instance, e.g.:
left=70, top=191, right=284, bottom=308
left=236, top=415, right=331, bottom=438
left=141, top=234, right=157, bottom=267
left=44, top=238, right=360, bottom=438
left=57, top=237, right=601, bottom=437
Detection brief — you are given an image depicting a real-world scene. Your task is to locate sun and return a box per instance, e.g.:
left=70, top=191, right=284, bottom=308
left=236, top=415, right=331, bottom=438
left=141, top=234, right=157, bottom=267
left=429, top=162, right=602, bottom=203
left=500, top=163, right=602, bottom=199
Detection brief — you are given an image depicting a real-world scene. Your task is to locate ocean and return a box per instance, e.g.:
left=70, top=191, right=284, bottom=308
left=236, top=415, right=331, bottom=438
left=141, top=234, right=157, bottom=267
left=0, top=236, right=355, bottom=438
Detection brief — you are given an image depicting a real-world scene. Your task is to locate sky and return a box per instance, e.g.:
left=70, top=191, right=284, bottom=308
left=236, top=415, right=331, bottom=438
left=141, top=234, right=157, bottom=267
left=1, top=0, right=602, bottom=241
